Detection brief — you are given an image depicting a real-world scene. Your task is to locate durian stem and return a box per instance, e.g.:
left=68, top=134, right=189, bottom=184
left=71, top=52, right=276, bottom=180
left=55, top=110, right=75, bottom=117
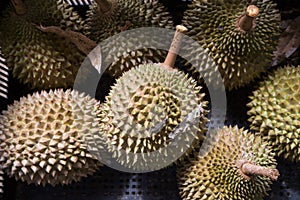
left=36, top=25, right=97, bottom=55
left=236, top=5, right=259, bottom=33
left=238, top=160, right=279, bottom=181
left=162, top=25, right=187, bottom=70
left=11, top=0, right=27, bottom=15
left=95, top=0, right=113, bottom=13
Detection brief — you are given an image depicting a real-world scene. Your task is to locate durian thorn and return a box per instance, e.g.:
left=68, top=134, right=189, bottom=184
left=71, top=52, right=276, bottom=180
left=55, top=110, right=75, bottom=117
left=36, top=25, right=97, bottom=55
left=237, top=160, right=279, bottom=181
left=236, top=5, right=259, bottom=33
left=11, top=0, right=27, bottom=15
left=94, top=0, right=113, bottom=13
left=162, top=25, right=187, bottom=71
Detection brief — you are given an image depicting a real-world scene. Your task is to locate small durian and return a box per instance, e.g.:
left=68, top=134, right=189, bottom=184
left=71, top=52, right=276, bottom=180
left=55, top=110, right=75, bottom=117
left=0, top=89, right=102, bottom=186
left=0, top=1, right=85, bottom=89
left=248, top=65, right=300, bottom=162
left=84, top=0, right=174, bottom=78
left=182, top=0, right=281, bottom=90
left=177, top=126, right=279, bottom=200
left=95, top=26, right=208, bottom=171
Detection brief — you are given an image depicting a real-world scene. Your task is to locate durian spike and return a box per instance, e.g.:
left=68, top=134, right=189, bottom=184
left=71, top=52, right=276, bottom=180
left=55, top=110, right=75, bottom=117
left=162, top=25, right=188, bottom=70
left=94, top=0, right=113, bottom=13
left=236, top=5, right=259, bottom=33
left=237, top=160, right=280, bottom=181
left=36, top=25, right=97, bottom=55
left=11, top=0, right=26, bottom=15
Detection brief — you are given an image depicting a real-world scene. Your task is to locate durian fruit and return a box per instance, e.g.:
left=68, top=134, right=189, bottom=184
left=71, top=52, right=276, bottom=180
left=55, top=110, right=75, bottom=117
left=0, top=89, right=102, bottom=186
left=177, top=126, right=279, bottom=200
left=95, top=26, right=208, bottom=171
left=182, top=0, right=281, bottom=90
left=0, top=2, right=85, bottom=89
left=248, top=65, right=300, bottom=162
left=84, top=0, right=174, bottom=78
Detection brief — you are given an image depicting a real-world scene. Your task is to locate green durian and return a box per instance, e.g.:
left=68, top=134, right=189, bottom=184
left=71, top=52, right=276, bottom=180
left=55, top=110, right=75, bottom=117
left=182, top=0, right=281, bottom=90
left=84, top=0, right=174, bottom=78
left=0, top=89, right=102, bottom=186
left=248, top=65, right=300, bottom=162
left=177, top=126, right=279, bottom=200
left=0, top=1, right=85, bottom=89
left=94, top=26, right=208, bottom=171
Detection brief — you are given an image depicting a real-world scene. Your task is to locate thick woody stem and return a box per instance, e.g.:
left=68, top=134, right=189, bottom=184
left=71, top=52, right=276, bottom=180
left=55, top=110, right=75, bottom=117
left=36, top=25, right=97, bottom=55
left=11, top=0, right=27, bottom=15
left=237, top=160, right=280, bottom=181
left=162, top=25, right=188, bottom=71
left=236, top=5, right=259, bottom=33
left=94, top=0, right=113, bottom=13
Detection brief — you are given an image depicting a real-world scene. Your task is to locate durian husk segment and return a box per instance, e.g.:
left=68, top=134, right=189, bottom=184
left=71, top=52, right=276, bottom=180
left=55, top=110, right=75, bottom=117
left=98, top=63, right=208, bottom=170
left=177, top=126, right=278, bottom=200
left=0, top=89, right=102, bottom=186
left=85, top=0, right=173, bottom=42
left=16, top=0, right=84, bottom=31
left=182, top=0, right=281, bottom=90
left=0, top=11, right=84, bottom=89
left=84, top=0, right=174, bottom=78
left=248, top=65, right=300, bottom=162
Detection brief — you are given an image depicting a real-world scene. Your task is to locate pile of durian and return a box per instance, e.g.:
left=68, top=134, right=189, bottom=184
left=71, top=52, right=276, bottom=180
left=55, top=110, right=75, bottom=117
left=0, top=0, right=299, bottom=199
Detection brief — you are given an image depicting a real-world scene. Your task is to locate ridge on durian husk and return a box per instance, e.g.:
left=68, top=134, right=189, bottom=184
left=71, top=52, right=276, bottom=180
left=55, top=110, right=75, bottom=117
left=95, top=63, right=208, bottom=171
left=248, top=65, right=300, bottom=162
left=182, top=0, right=281, bottom=90
left=0, top=2, right=85, bottom=89
left=0, top=89, right=102, bottom=186
left=177, top=126, right=278, bottom=200
left=84, top=0, right=174, bottom=78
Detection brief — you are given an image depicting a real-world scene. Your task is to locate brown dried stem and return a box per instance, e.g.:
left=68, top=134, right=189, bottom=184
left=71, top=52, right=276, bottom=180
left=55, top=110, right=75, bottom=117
left=162, top=25, right=188, bottom=71
left=94, top=0, right=113, bottom=13
left=237, top=160, right=280, bottom=181
left=11, top=0, right=27, bottom=15
left=236, top=5, right=259, bottom=33
left=36, top=25, right=97, bottom=55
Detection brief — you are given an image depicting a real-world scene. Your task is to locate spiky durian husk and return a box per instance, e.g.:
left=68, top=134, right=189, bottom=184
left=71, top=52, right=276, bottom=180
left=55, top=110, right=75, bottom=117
left=0, top=7, right=84, bottom=89
left=96, top=63, right=208, bottom=170
left=84, top=0, right=174, bottom=78
left=177, top=126, right=277, bottom=200
left=182, top=0, right=281, bottom=90
left=18, top=0, right=84, bottom=31
left=248, top=66, right=300, bottom=162
left=0, top=89, right=102, bottom=186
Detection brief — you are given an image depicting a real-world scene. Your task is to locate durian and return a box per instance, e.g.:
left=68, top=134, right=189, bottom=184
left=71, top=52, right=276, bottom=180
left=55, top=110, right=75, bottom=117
left=177, top=126, right=279, bottom=200
left=182, top=0, right=281, bottom=90
left=0, top=89, right=102, bottom=186
left=0, top=1, right=85, bottom=89
left=84, top=0, right=174, bottom=78
left=248, top=65, right=300, bottom=162
left=94, top=26, right=208, bottom=171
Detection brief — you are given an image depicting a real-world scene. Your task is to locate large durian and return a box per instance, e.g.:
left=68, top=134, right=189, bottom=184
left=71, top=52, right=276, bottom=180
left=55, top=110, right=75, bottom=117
left=177, top=126, right=279, bottom=200
left=248, top=65, right=300, bottom=162
left=182, top=0, right=281, bottom=90
left=94, top=26, right=208, bottom=171
left=0, top=89, right=102, bottom=186
left=0, top=0, right=85, bottom=89
left=84, top=0, right=174, bottom=78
